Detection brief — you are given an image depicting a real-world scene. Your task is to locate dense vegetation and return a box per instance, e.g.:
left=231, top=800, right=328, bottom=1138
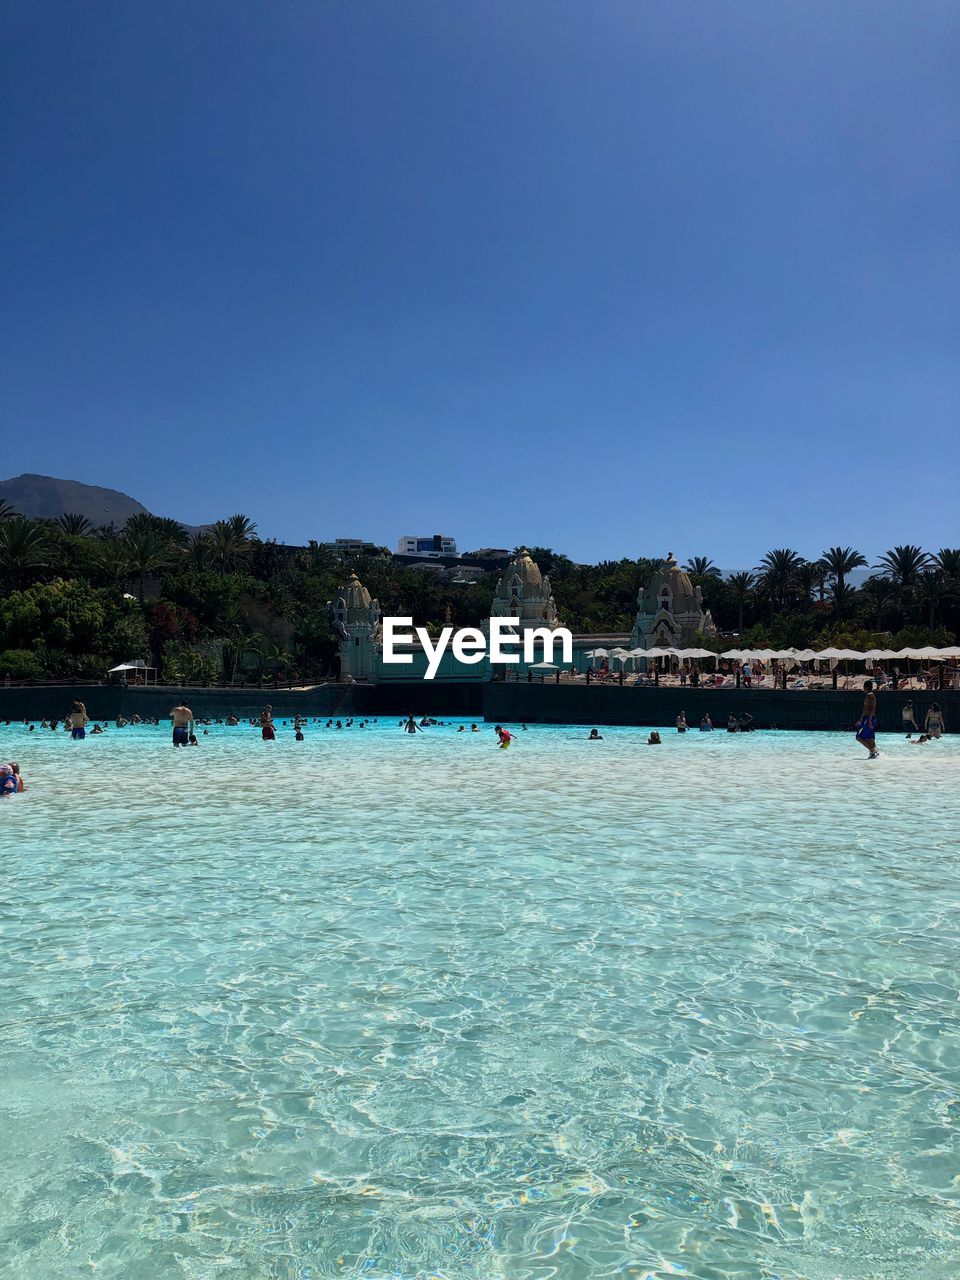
left=0, top=500, right=956, bottom=682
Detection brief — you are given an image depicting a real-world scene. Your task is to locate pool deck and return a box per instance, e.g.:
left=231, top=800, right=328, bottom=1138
left=3, top=681, right=957, bottom=733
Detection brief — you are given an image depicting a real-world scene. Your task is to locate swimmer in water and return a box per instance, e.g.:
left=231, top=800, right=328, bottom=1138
left=67, top=701, right=88, bottom=740
left=647, top=731, right=661, bottom=744
left=588, top=728, right=603, bottom=740
left=260, top=705, right=276, bottom=741
left=0, top=765, right=17, bottom=796
left=699, top=714, right=713, bottom=731
left=855, top=680, right=879, bottom=758
left=676, top=711, right=687, bottom=733
left=295, top=727, right=304, bottom=741
left=495, top=725, right=513, bottom=749
left=925, top=703, right=945, bottom=739
left=403, top=715, right=421, bottom=734
left=170, top=700, right=195, bottom=747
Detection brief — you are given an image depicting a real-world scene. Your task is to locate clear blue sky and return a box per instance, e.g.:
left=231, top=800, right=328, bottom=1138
left=3, top=1, right=958, bottom=564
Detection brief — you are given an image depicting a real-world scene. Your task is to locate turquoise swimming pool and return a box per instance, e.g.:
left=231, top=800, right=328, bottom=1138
left=2, top=720, right=959, bottom=1279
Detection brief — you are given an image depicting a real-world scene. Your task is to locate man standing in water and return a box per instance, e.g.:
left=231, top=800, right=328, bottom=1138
left=855, top=680, right=879, bottom=758
left=260, top=705, right=276, bottom=741
left=170, top=700, right=195, bottom=747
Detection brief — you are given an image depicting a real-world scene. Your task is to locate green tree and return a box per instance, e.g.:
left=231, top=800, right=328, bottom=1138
left=122, top=530, right=173, bottom=604
left=820, top=546, right=867, bottom=595
left=57, top=513, right=94, bottom=537
left=209, top=520, right=250, bottom=576
left=755, top=549, right=803, bottom=620
left=683, top=556, right=721, bottom=579
left=726, top=571, right=755, bottom=634
left=0, top=518, right=55, bottom=589
left=0, top=649, right=44, bottom=680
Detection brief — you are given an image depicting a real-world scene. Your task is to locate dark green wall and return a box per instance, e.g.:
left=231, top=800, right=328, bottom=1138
left=1, top=681, right=954, bottom=732
left=482, top=683, right=958, bottom=732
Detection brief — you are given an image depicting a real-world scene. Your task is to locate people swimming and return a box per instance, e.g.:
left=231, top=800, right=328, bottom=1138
left=295, top=726, right=305, bottom=741
left=855, top=680, right=879, bottom=758
left=676, top=712, right=687, bottom=733
left=495, top=725, right=513, bottom=749
left=260, top=705, right=276, bottom=741
left=588, top=728, right=603, bottom=740
left=699, top=714, right=713, bottom=731
left=647, top=731, right=661, bottom=744
left=403, top=715, right=420, bottom=734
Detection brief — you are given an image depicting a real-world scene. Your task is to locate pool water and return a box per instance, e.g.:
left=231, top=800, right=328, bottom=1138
left=2, top=719, right=959, bottom=1279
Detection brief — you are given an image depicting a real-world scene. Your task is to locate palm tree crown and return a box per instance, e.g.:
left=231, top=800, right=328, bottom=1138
left=820, top=546, right=867, bottom=592
left=683, top=556, right=721, bottom=579
left=875, top=545, right=930, bottom=586
left=57, top=512, right=94, bottom=537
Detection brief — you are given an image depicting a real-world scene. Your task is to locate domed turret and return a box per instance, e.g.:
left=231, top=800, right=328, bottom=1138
left=332, top=572, right=376, bottom=625
left=327, top=572, right=381, bottom=679
left=631, top=552, right=716, bottom=649
left=491, top=549, right=557, bottom=629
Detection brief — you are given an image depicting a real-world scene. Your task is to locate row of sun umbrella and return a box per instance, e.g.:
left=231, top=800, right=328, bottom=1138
left=584, top=645, right=960, bottom=664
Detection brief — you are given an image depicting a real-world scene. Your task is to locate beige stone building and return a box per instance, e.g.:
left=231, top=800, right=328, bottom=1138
left=631, top=553, right=717, bottom=649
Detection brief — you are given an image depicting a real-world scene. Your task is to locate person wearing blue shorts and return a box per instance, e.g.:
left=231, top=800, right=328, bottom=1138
left=855, top=680, right=879, bottom=758
left=68, top=701, right=88, bottom=740
left=170, top=700, right=194, bottom=747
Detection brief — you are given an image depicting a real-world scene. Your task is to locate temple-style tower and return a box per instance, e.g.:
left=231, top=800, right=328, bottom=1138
left=328, top=572, right=381, bottom=680
left=490, top=549, right=558, bottom=631
left=631, top=552, right=716, bottom=649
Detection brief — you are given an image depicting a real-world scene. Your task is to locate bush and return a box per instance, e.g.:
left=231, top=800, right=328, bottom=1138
left=0, top=649, right=44, bottom=681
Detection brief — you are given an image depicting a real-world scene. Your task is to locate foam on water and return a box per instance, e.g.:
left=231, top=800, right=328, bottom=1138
left=2, top=719, right=959, bottom=1279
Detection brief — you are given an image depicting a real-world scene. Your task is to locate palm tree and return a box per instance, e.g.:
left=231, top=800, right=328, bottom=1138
left=95, top=539, right=132, bottom=586
left=305, top=540, right=336, bottom=572
left=150, top=516, right=191, bottom=549
left=727, top=571, right=755, bottom=634
left=820, top=546, right=867, bottom=595
left=0, top=498, right=14, bottom=522
left=57, top=512, right=94, bottom=537
left=683, top=556, right=721, bottom=579
left=875, top=545, right=930, bottom=587
left=829, top=579, right=858, bottom=619
left=122, top=530, right=173, bottom=604
left=794, top=560, right=824, bottom=607
left=209, top=520, right=249, bottom=576
left=226, top=514, right=257, bottom=543
left=916, top=569, right=945, bottom=628
left=858, top=576, right=894, bottom=630
left=123, top=512, right=189, bottom=549
left=187, top=532, right=213, bottom=570
left=875, top=545, right=930, bottom=617
left=755, top=549, right=803, bottom=619
left=0, top=518, right=54, bottom=588
left=934, top=548, right=960, bottom=579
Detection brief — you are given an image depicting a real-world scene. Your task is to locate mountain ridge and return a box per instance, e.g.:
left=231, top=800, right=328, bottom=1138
left=0, top=473, right=207, bottom=534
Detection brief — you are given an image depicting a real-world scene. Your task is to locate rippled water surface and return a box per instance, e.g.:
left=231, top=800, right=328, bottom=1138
left=2, top=718, right=959, bottom=1279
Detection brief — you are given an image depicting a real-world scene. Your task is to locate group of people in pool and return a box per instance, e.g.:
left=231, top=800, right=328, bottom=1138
left=6, top=690, right=950, bottom=765
left=855, top=683, right=947, bottom=758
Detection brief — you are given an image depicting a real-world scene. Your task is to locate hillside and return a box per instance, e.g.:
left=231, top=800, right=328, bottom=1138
left=0, top=474, right=207, bottom=533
